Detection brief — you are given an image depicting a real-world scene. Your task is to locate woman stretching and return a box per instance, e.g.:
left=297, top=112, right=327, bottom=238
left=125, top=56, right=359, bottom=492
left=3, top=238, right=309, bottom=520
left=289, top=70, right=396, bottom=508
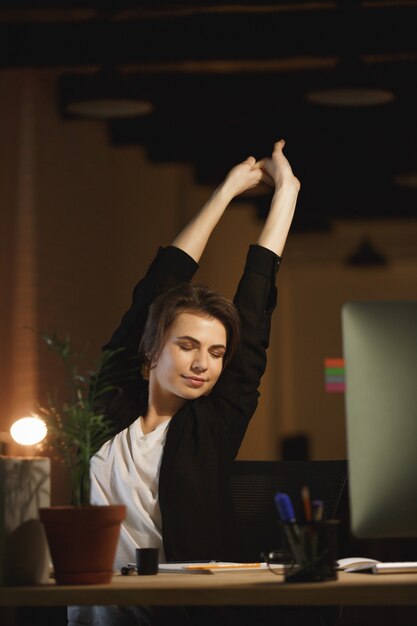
left=69, top=140, right=302, bottom=626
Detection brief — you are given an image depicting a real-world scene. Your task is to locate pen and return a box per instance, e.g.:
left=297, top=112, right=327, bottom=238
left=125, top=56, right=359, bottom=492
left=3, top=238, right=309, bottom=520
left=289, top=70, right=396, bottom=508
left=312, top=499, right=324, bottom=522
left=301, top=485, right=312, bottom=522
left=274, top=493, right=308, bottom=566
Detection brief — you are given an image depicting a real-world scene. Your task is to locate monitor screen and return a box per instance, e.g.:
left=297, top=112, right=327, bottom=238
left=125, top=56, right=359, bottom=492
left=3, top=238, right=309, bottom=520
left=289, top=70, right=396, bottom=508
left=342, top=301, right=417, bottom=539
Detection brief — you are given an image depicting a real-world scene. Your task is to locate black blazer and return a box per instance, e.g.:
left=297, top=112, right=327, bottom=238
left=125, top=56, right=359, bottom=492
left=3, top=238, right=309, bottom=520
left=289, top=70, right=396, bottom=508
left=103, top=244, right=280, bottom=561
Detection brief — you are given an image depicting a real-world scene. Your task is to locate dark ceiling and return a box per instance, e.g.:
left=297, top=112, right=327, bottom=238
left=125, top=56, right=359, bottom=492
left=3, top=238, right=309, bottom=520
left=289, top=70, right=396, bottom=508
left=1, top=1, right=417, bottom=231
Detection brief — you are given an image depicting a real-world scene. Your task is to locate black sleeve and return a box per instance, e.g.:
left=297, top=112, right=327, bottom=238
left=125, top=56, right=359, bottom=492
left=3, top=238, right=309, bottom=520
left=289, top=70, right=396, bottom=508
left=103, top=246, right=199, bottom=353
left=212, top=244, right=281, bottom=451
left=101, top=246, right=198, bottom=414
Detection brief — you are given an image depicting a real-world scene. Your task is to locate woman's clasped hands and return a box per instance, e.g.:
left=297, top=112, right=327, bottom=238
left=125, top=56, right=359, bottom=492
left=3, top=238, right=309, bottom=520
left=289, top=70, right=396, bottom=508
left=222, top=140, right=300, bottom=201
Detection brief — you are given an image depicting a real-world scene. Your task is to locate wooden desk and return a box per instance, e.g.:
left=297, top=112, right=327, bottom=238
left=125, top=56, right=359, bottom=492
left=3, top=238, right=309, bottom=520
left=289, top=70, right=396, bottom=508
left=1, top=571, right=417, bottom=607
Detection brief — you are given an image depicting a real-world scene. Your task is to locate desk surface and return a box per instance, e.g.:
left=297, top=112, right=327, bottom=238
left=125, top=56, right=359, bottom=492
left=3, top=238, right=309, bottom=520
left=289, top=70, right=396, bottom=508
left=1, top=571, right=417, bottom=607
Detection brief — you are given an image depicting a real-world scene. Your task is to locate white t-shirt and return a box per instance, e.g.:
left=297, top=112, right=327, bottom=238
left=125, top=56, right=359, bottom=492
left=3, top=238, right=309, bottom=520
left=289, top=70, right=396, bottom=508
left=90, top=417, right=170, bottom=569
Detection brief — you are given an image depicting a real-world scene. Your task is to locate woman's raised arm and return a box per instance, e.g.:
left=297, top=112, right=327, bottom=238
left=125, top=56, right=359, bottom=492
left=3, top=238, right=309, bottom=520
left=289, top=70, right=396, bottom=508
left=257, top=140, right=300, bottom=256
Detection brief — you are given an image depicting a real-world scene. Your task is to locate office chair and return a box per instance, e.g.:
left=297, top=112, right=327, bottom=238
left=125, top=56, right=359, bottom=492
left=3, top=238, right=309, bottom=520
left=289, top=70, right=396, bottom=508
left=229, top=460, right=348, bottom=563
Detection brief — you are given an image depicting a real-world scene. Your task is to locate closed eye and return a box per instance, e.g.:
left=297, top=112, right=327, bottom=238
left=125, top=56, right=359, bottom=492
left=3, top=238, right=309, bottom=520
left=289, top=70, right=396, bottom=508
left=175, top=338, right=226, bottom=359
left=178, top=344, right=194, bottom=351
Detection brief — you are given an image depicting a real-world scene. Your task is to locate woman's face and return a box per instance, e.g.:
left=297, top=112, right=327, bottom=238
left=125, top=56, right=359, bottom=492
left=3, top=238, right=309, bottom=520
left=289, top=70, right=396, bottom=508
left=149, top=312, right=227, bottom=403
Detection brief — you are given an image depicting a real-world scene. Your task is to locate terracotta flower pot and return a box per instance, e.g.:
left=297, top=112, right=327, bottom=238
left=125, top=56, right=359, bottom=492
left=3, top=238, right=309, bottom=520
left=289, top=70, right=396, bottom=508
left=39, top=504, right=126, bottom=585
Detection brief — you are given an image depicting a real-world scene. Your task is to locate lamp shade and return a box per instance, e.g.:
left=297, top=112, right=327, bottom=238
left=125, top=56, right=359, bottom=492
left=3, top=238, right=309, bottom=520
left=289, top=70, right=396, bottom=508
left=305, top=52, right=395, bottom=108
left=346, top=238, right=387, bottom=267
left=10, top=416, right=47, bottom=446
left=59, top=67, right=154, bottom=120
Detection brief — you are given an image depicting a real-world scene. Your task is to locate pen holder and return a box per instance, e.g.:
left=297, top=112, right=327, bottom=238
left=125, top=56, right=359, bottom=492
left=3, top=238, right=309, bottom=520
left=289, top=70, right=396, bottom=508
left=280, top=520, right=339, bottom=583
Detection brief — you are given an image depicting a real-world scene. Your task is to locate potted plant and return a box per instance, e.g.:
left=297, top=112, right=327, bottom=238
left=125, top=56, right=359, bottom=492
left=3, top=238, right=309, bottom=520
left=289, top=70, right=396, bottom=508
left=37, top=332, right=134, bottom=585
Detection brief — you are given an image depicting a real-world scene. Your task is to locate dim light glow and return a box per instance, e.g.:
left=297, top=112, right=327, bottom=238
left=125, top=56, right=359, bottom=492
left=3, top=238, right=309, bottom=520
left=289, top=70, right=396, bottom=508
left=67, top=98, right=154, bottom=119
left=10, top=417, right=47, bottom=446
left=306, top=87, right=395, bottom=107
left=393, top=172, right=417, bottom=189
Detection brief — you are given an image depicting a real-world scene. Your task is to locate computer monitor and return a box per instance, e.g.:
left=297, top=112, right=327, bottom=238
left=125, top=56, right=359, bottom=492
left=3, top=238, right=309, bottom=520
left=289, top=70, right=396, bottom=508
left=342, top=301, right=417, bottom=539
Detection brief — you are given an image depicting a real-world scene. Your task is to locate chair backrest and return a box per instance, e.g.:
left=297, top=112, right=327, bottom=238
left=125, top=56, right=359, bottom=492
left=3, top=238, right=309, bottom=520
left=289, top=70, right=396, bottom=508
left=229, top=460, right=348, bottom=562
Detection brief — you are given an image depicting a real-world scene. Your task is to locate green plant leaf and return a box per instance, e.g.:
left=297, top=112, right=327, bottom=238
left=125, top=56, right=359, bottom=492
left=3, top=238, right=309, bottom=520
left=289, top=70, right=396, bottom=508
left=36, top=331, right=138, bottom=506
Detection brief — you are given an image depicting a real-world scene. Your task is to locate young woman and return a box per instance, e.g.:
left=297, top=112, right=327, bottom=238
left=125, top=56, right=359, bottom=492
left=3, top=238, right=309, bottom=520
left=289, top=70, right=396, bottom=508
left=68, top=141, right=300, bottom=626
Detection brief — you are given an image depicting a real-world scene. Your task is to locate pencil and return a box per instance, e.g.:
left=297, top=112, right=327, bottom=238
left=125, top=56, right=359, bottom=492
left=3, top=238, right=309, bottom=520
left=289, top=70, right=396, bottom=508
left=301, top=485, right=312, bottom=522
left=185, top=563, right=262, bottom=570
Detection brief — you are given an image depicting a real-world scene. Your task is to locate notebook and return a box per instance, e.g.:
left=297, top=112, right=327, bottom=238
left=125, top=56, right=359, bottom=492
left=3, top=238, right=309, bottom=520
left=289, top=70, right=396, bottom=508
left=337, top=557, right=417, bottom=574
